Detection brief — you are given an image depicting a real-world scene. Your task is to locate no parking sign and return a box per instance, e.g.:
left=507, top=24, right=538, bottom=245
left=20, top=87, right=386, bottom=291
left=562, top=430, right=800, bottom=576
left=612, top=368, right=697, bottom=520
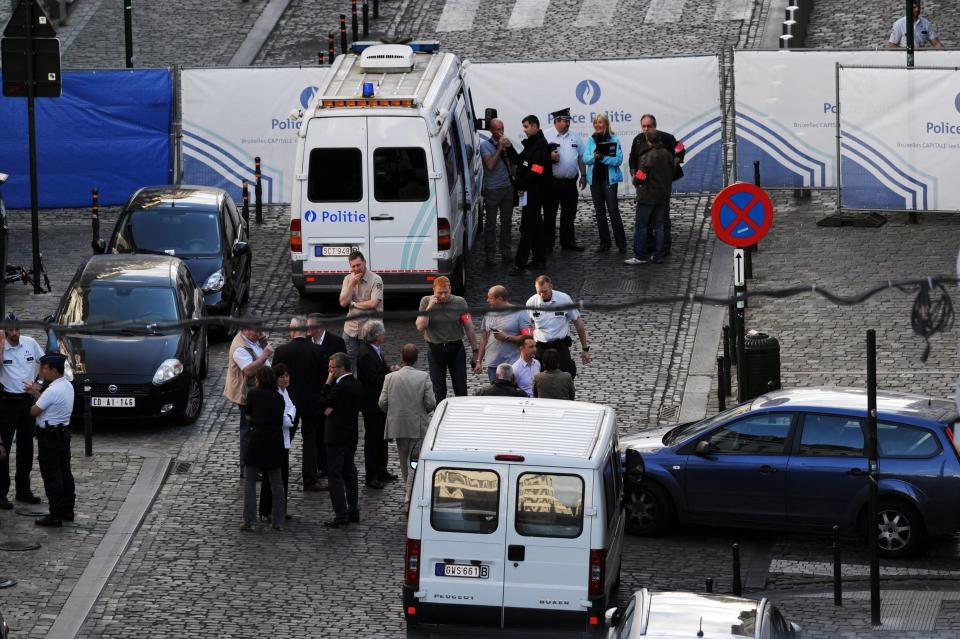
left=711, top=182, right=773, bottom=247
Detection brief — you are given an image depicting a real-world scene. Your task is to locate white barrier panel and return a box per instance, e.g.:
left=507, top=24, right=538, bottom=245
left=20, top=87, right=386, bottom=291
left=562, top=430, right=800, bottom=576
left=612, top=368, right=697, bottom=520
left=181, top=67, right=329, bottom=205
left=839, top=65, right=960, bottom=212
left=734, top=50, right=960, bottom=189
left=467, top=57, right=724, bottom=195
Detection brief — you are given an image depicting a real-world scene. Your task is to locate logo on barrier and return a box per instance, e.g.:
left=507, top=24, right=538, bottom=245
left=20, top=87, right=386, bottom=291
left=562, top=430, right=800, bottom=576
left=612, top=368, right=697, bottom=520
left=304, top=210, right=317, bottom=222
left=955, top=92, right=960, bottom=114
left=300, top=86, right=319, bottom=110
left=575, top=80, right=601, bottom=106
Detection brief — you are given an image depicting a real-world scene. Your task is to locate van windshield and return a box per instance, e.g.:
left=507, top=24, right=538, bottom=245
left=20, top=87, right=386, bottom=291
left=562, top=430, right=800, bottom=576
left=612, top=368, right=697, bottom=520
left=308, top=148, right=363, bottom=202
left=431, top=468, right=499, bottom=534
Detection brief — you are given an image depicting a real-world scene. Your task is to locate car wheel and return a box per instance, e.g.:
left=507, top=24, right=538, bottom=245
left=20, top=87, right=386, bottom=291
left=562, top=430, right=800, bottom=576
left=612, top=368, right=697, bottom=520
left=178, top=376, right=204, bottom=425
left=199, top=335, right=209, bottom=379
left=241, top=265, right=251, bottom=304
left=625, top=482, right=674, bottom=536
left=872, top=499, right=925, bottom=558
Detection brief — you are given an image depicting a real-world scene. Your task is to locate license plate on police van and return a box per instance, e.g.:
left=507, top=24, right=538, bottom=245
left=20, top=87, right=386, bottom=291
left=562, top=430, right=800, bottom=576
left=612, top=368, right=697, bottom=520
left=92, top=397, right=135, bottom=408
left=436, top=563, right=489, bottom=579
left=316, top=245, right=358, bottom=257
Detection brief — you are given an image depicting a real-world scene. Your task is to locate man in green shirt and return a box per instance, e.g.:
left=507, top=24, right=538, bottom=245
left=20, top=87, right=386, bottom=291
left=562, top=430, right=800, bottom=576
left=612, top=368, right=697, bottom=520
left=415, top=276, right=479, bottom=404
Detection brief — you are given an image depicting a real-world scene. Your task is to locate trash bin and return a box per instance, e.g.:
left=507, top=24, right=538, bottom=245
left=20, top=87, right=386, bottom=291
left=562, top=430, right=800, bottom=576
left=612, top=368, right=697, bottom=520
left=742, top=331, right=781, bottom=400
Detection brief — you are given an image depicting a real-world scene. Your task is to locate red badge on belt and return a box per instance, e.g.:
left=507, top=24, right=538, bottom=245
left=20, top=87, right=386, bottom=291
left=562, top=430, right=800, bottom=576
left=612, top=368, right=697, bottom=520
left=531, top=164, right=544, bottom=174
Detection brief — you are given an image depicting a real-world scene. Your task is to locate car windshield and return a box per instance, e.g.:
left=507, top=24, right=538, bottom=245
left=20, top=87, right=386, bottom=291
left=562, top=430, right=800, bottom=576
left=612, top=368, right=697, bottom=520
left=663, top=402, right=754, bottom=445
left=59, top=285, right=179, bottom=330
left=112, top=209, right=221, bottom=257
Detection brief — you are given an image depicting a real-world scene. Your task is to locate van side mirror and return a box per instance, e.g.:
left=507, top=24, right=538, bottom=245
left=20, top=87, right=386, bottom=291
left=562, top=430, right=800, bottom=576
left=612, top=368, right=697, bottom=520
left=476, top=107, right=498, bottom=130
left=92, top=238, right=106, bottom=254
left=232, top=241, right=250, bottom=257
left=695, top=440, right=711, bottom=456
left=604, top=606, right=621, bottom=628
left=624, top=449, right=644, bottom=481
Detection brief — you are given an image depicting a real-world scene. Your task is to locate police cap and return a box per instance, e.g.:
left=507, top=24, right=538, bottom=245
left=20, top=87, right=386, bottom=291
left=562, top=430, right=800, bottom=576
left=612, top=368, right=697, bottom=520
left=39, top=353, right=67, bottom=368
left=4, top=312, right=20, bottom=328
left=550, top=107, right=572, bottom=121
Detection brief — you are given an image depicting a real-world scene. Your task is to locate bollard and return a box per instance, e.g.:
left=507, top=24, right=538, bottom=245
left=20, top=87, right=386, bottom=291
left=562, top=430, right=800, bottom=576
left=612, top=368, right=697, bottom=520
left=254, top=157, right=263, bottom=225
left=727, top=302, right=738, bottom=366
left=735, top=284, right=747, bottom=403
left=717, top=356, right=727, bottom=412
left=318, top=51, right=324, bottom=65
left=242, top=179, right=250, bottom=232
left=362, top=0, right=369, bottom=37
left=732, top=543, right=742, bottom=596
left=705, top=577, right=714, bottom=594
left=753, top=160, right=761, bottom=187
left=90, top=188, right=100, bottom=252
left=340, top=14, right=348, bottom=54
left=351, top=0, right=359, bottom=41
left=328, top=32, right=335, bottom=62
left=833, top=525, right=842, bottom=606
left=721, top=326, right=732, bottom=397
left=83, top=381, right=93, bottom=457
left=373, top=0, right=379, bottom=18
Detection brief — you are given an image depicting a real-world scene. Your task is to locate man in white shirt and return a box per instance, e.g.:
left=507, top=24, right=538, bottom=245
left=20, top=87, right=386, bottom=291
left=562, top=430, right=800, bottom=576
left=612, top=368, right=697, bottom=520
left=224, top=324, right=273, bottom=474
left=888, top=1, right=943, bottom=49
left=526, top=275, right=591, bottom=378
left=511, top=336, right=541, bottom=398
left=27, top=354, right=76, bottom=527
left=0, top=314, right=44, bottom=508
left=543, top=107, right=587, bottom=253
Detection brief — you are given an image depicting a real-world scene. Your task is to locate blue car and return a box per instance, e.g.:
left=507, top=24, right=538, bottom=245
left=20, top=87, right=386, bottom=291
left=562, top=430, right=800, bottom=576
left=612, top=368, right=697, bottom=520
left=621, top=387, right=960, bottom=558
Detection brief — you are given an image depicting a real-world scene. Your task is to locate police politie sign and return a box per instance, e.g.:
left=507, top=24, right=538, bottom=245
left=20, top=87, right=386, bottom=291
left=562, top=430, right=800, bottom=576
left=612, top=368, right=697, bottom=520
left=710, top=182, right=774, bottom=247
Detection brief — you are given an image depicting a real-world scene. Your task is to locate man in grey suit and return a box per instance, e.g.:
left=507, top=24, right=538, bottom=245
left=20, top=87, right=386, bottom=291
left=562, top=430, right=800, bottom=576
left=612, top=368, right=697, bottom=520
left=378, top=343, right=436, bottom=513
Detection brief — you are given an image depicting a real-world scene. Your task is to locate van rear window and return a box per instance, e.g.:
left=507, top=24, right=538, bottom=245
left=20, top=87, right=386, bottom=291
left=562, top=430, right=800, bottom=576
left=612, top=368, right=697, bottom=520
left=515, top=473, right=584, bottom=538
left=308, top=148, right=363, bottom=202
left=373, top=148, right=429, bottom=201
left=431, top=468, right=499, bottom=534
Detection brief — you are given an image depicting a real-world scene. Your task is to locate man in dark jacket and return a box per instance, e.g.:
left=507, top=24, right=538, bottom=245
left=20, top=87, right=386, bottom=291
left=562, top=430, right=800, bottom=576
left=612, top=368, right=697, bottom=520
left=355, top=320, right=391, bottom=489
left=626, top=123, right=674, bottom=265
left=307, top=313, right=347, bottom=478
left=272, top=316, right=328, bottom=492
left=475, top=363, right=528, bottom=397
left=628, top=114, right=685, bottom=256
left=510, top=114, right=553, bottom=276
left=319, top=352, right=364, bottom=528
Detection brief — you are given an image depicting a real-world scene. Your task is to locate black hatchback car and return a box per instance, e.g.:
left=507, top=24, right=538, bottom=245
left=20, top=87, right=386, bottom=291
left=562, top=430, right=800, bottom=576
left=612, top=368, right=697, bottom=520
left=98, top=186, right=252, bottom=337
left=47, top=255, right=208, bottom=424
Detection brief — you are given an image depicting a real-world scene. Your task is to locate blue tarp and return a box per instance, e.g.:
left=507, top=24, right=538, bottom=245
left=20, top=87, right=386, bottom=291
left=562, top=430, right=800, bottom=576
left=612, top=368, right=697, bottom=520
left=0, top=69, right=172, bottom=208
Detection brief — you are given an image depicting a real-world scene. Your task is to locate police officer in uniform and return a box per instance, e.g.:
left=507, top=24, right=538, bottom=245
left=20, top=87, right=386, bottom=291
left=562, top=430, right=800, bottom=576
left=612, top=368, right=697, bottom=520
left=0, top=313, right=44, bottom=509
left=525, top=275, right=590, bottom=378
left=543, top=108, right=587, bottom=253
left=510, top=115, right=553, bottom=276
left=27, top=353, right=76, bottom=527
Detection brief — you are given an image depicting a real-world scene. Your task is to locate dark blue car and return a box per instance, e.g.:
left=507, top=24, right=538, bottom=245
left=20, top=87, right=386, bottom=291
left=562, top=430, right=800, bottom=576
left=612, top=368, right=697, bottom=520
left=621, top=387, right=960, bottom=558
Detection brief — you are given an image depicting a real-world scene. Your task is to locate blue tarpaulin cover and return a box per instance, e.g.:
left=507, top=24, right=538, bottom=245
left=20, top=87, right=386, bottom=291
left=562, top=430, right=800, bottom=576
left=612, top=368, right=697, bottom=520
left=0, top=68, right=172, bottom=208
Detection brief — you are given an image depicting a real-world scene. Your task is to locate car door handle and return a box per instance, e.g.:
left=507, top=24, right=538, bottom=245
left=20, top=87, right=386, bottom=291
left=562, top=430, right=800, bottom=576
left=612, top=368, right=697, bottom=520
left=758, top=465, right=778, bottom=474
left=370, top=215, right=394, bottom=221
left=846, top=468, right=867, bottom=476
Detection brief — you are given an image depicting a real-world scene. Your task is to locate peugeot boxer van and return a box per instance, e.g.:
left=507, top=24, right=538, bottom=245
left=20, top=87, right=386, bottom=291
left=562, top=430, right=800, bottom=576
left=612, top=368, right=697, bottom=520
left=403, top=396, right=642, bottom=635
left=290, top=41, right=484, bottom=296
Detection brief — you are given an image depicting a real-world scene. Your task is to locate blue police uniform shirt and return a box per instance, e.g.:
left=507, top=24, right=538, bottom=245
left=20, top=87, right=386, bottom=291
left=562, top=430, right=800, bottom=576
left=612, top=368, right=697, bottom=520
left=479, top=135, right=513, bottom=190
left=545, top=127, right=583, bottom=180
left=889, top=16, right=938, bottom=47
left=34, top=376, right=75, bottom=427
left=0, top=335, right=44, bottom=394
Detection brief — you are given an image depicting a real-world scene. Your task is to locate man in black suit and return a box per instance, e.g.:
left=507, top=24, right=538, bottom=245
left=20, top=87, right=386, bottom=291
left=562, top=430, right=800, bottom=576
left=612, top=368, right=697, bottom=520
left=319, top=352, right=363, bottom=528
left=307, top=313, right=347, bottom=479
left=272, top=316, right=328, bottom=492
left=355, top=321, right=393, bottom=489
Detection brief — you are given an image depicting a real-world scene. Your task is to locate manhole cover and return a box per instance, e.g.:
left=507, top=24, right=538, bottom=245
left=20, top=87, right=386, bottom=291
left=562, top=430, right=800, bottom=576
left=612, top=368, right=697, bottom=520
left=173, top=461, right=192, bottom=474
left=14, top=506, right=49, bottom=517
left=659, top=405, right=680, bottom=421
left=0, top=576, right=16, bottom=588
left=0, top=539, right=41, bottom=552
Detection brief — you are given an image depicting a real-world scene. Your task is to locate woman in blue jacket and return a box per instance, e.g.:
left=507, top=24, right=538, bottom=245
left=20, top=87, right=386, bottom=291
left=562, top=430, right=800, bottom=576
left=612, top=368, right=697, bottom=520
left=583, top=113, right=626, bottom=253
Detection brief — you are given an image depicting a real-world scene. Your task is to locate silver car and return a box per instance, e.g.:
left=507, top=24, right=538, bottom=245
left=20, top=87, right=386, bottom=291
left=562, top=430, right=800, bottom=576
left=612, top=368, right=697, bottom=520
left=606, top=589, right=801, bottom=639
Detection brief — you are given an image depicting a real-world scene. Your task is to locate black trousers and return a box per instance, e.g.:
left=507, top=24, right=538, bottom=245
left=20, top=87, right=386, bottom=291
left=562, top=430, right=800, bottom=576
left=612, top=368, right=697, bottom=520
left=259, top=448, right=290, bottom=518
left=0, top=395, right=35, bottom=498
left=37, top=428, right=75, bottom=519
left=326, top=444, right=359, bottom=519
left=514, top=196, right=546, bottom=268
left=361, top=406, right=388, bottom=481
left=535, top=339, right=577, bottom=379
left=298, top=414, right=325, bottom=487
left=427, top=341, right=468, bottom=405
left=543, top=178, right=579, bottom=249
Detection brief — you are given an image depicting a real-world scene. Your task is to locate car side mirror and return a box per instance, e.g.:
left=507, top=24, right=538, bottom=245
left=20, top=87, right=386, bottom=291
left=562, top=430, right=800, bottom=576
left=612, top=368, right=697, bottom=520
left=409, top=440, right=421, bottom=470
left=695, top=440, right=711, bottom=456
left=232, top=241, right=250, bottom=257
left=604, top=606, right=621, bottom=628
left=0, top=172, right=8, bottom=185
left=92, top=238, right=106, bottom=254
left=625, top=448, right=644, bottom=481
left=789, top=622, right=802, bottom=639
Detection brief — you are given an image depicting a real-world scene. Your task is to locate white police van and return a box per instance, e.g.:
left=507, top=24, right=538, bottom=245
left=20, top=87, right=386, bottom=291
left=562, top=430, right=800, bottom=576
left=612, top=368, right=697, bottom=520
left=290, top=41, right=485, bottom=295
left=403, top=397, right=643, bottom=636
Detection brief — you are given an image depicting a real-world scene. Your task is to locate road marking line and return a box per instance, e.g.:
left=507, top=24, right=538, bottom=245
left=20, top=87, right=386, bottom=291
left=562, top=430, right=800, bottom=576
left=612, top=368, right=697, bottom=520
left=436, top=0, right=481, bottom=31
left=644, top=0, right=686, bottom=24
left=508, top=0, right=550, bottom=29
left=574, top=0, right=621, bottom=27
left=713, top=0, right=754, bottom=21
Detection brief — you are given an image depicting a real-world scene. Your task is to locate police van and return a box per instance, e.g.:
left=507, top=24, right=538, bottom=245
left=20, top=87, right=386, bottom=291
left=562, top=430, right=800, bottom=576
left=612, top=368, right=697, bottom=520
left=290, top=41, right=485, bottom=296
left=403, top=396, right=643, bottom=635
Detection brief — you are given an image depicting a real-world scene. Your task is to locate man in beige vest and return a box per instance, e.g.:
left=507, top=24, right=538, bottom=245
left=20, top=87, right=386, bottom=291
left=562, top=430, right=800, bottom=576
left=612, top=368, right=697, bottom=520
left=378, top=343, right=435, bottom=513
left=224, top=323, right=273, bottom=476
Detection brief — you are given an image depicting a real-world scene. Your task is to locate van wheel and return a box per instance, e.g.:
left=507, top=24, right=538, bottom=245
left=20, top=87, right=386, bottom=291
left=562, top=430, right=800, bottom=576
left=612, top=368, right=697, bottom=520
left=864, top=499, right=925, bottom=558
left=625, top=482, right=673, bottom=536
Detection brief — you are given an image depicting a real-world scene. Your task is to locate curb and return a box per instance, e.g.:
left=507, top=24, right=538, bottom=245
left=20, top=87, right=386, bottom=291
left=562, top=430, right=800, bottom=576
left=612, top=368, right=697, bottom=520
left=230, top=0, right=293, bottom=67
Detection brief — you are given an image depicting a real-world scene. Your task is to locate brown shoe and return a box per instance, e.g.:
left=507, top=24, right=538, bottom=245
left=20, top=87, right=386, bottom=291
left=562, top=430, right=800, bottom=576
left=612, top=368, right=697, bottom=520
left=304, top=482, right=327, bottom=492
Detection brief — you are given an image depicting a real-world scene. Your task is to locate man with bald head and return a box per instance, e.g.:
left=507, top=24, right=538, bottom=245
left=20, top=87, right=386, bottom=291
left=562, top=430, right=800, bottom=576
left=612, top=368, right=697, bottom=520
left=480, top=118, right=519, bottom=265
left=475, top=284, right=533, bottom=382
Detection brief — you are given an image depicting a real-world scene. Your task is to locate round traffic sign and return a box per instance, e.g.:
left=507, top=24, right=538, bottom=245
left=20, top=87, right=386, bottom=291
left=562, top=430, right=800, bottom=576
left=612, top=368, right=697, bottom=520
left=711, top=182, right=774, bottom=247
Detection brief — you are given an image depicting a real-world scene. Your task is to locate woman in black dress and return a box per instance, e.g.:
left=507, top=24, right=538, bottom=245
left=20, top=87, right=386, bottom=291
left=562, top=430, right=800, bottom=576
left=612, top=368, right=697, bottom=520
left=242, top=366, right=286, bottom=531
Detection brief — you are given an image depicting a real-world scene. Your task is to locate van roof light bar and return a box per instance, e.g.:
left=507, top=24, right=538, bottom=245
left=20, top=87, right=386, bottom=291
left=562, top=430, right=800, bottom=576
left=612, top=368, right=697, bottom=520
left=409, top=40, right=440, bottom=53
left=350, top=41, right=380, bottom=54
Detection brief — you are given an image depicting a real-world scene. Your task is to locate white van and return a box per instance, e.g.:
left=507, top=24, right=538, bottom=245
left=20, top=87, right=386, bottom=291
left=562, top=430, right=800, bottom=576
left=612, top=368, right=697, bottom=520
left=403, top=396, right=643, bottom=635
left=290, top=41, right=485, bottom=296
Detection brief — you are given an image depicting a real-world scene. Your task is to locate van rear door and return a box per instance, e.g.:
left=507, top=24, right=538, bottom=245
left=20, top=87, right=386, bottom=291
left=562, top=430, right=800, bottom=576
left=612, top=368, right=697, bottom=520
left=503, top=466, right=592, bottom=628
left=419, top=461, right=507, bottom=626
left=366, top=117, right=436, bottom=275
left=300, top=116, right=369, bottom=273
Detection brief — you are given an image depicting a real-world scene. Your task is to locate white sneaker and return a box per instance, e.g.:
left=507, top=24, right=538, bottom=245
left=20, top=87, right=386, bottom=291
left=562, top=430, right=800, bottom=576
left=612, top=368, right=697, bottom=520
left=624, top=257, right=648, bottom=265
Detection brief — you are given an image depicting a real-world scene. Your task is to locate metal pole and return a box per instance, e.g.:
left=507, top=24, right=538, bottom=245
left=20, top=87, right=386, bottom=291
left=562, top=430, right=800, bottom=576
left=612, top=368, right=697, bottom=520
left=833, top=525, right=843, bottom=606
left=735, top=285, right=747, bottom=402
left=91, top=188, right=100, bottom=251
left=362, top=0, right=369, bottom=37
left=731, top=543, right=742, bottom=596
left=705, top=577, right=713, bottom=594
left=866, top=329, right=881, bottom=626
left=318, top=51, right=324, bottom=65
left=834, top=62, right=842, bottom=215
left=905, top=0, right=915, bottom=68
left=717, top=356, right=727, bottom=412
left=373, top=0, right=379, bottom=19
left=254, top=157, right=263, bottom=225
left=242, top=179, right=250, bottom=233
left=722, top=325, right=732, bottom=398
left=124, top=0, right=134, bottom=68
left=26, top=0, right=43, bottom=295
left=328, top=32, right=335, bottom=62
left=351, top=0, right=358, bottom=41
left=340, top=14, right=348, bottom=54
left=727, top=301, right=737, bottom=366
left=83, top=381, right=93, bottom=456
